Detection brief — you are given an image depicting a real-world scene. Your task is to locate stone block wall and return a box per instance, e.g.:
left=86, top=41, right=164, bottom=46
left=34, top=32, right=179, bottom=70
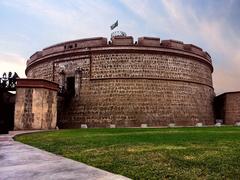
left=25, top=36, right=215, bottom=128
left=27, top=61, right=53, bottom=81
left=58, top=79, right=214, bottom=128
left=91, top=53, right=212, bottom=86
left=215, top=92, right=240, bottom=124
left=14, top=79, right=58, bottom=130
left=55, top=52, right=213, bottom=127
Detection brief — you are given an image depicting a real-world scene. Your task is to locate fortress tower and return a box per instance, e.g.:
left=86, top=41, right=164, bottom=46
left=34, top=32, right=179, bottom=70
left=24, top=35, right=214, bottom=128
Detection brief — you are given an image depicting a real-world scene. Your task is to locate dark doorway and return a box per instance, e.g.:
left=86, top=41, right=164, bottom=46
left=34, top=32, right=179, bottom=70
left=67, top=77, right=75, bottom=97
left=0, top=72, right=18, bottom=134
left=0, top=91, right=15, bottom=134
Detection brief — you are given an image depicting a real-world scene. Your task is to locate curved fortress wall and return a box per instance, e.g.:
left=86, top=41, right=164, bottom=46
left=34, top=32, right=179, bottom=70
left=215, top=92, right=240, bottom=125
left=26, top=36, right=214, bottom=127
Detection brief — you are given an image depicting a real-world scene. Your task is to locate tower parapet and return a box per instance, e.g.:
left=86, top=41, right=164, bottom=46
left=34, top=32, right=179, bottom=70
left=27, top=36, right=212, bottom=69
left=111, top=36, right=134, bottom=46
left=138, top=37, right=160, bottom=47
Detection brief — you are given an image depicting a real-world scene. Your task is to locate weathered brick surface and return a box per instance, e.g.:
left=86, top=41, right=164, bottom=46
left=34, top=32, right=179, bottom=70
left=27, top=61, right=53, bottom=81
left=215, top=92, right=240, bottom=124
left=26, top=36, right=215, bottom=128
left=58, top=79, right=214, bottom=127
left=14, top=87, right=57, bottom=130
left=53, top=56, right=90, bottom=83
left=91, top=53, right=212, bottom=86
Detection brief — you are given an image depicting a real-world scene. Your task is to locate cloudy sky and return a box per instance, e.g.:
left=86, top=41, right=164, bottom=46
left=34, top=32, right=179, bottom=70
left=0, top=0, right=239, bottom=94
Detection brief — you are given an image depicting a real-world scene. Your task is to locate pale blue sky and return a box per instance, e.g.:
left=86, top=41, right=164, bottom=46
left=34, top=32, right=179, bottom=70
left=0, top=0, right=239, bottom=94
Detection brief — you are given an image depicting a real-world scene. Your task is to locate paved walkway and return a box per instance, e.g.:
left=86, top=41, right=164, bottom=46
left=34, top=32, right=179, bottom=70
left=0, top=132, right=130, bottom=180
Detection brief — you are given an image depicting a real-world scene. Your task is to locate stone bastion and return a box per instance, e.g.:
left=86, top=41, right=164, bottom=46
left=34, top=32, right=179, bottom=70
left=25, top=35, right=214, bottom=128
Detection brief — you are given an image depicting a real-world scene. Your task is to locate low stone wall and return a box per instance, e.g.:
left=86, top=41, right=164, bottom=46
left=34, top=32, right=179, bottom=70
left=14, top=79, right=58, bottom=130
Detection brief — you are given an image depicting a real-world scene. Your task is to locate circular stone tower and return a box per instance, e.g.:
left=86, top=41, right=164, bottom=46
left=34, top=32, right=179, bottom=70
left=26, top=35, right=214, bottom=128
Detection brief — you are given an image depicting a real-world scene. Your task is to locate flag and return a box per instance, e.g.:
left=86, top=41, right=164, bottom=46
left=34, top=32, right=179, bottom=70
left=110, top=20, right=118, bottom=30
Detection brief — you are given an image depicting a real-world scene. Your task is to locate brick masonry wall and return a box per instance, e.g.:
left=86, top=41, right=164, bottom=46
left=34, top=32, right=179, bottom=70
left=224, top=93, right=240, bottom=124
left=27, top=61, right=53, bottom=81
left=91, top=53, right=212, bottom=86
left=53, top=55, right=90, bottom=82
left=26, top=47, right=214, bottom=127
left=14, top=87, right=57, bottom=130
left=214, top=92, right=240, bottom=125
left=58, top=79, right=214, bottom=127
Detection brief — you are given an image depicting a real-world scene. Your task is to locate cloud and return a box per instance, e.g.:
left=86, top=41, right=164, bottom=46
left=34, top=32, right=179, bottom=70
left=1, top=0, right=122, bottom=38
left=1, top=0, right=73, bottom=25
left=0, top=0, right=146, bottom=50
left=1, top=0, right=141, bottom=74
left=0, top=0, right=239, bottom=94
left=120, top=0, right=171, bottom=33
left=0, top=52, right=26, bottom=78
left=121, top=0, right=240, bottom=94
left=0, top=0, right=125, bottom=76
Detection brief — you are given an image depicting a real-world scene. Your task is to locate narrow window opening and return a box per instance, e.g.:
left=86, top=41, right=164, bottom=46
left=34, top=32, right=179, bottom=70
left=66, top=77, right=75, bottom=96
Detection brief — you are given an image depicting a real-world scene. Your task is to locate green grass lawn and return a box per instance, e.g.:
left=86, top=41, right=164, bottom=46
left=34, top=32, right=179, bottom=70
left=16, top=127, right=240, bottom=179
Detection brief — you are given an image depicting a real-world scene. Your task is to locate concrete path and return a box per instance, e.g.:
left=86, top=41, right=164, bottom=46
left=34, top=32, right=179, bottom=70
left=0, top=132, right=130, bottom=180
